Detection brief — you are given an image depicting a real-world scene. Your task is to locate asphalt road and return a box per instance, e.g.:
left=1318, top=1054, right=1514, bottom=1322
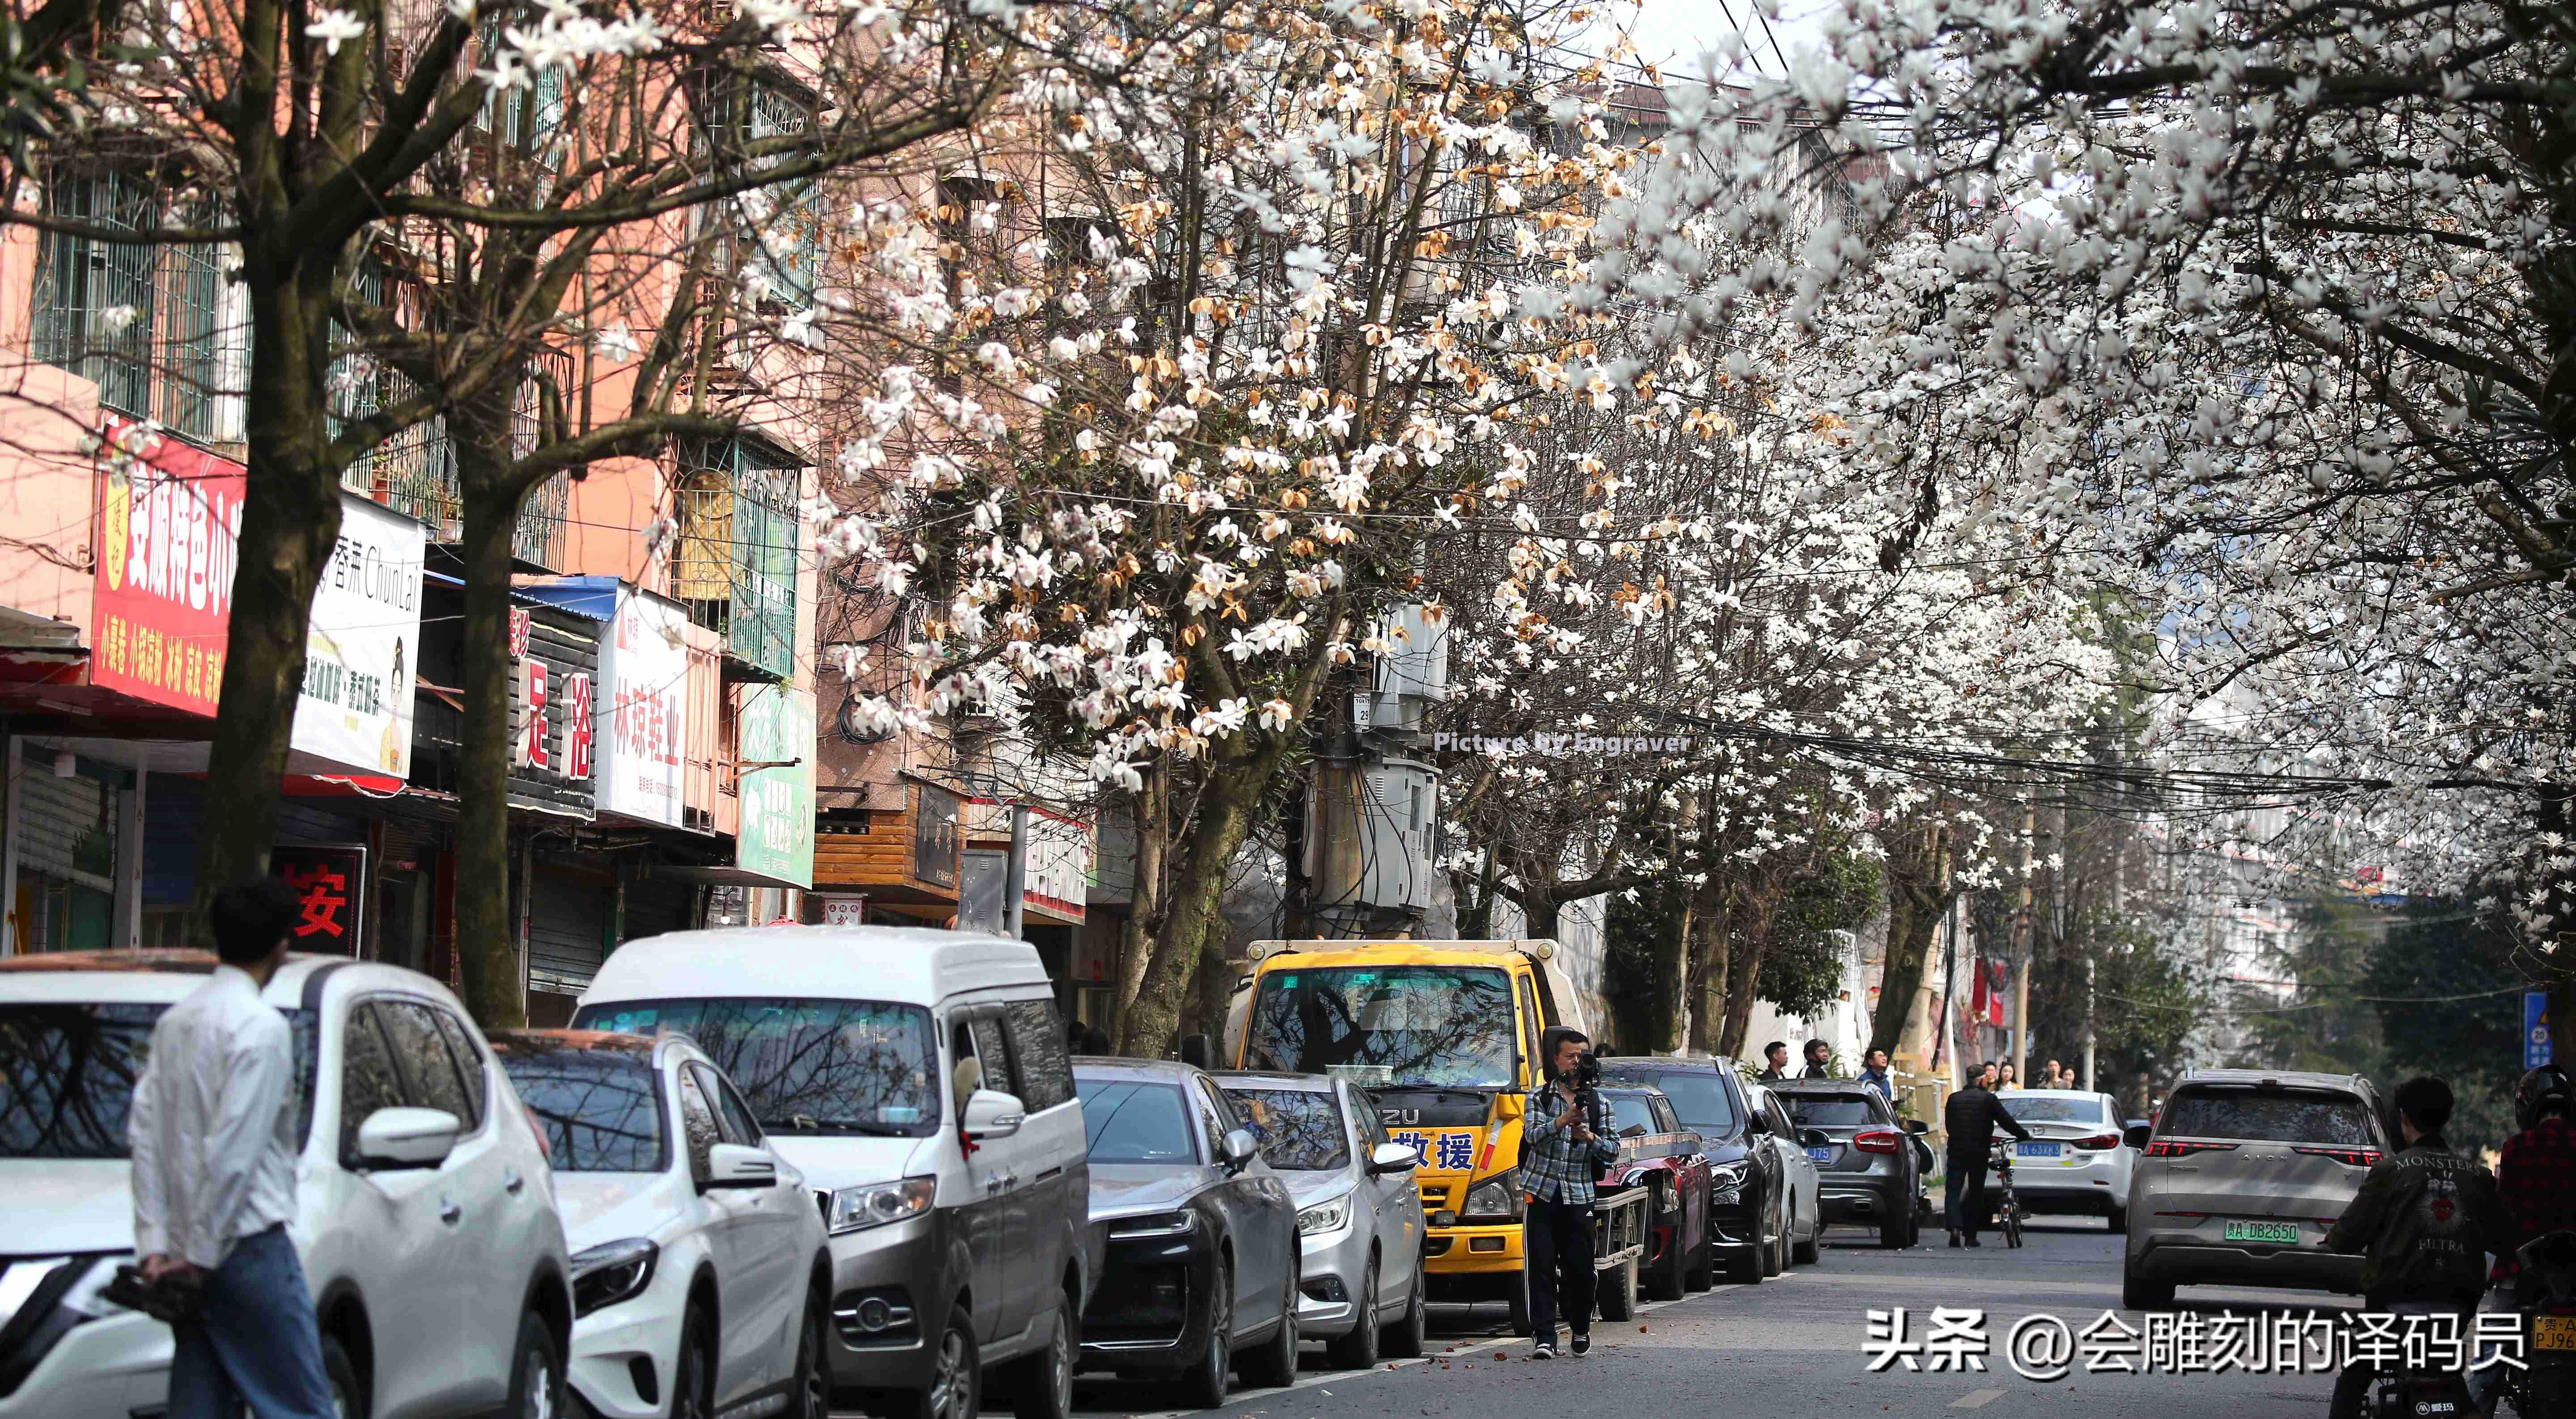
left=1038, top=1214, right=2350, bottom=1419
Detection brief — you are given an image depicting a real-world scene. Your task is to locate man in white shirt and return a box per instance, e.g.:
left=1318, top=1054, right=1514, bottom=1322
left=129, top=876, right=334, bottom=1419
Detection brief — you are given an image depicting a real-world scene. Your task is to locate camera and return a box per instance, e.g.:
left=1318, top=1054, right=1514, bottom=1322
left=1571, top=1049, right=1601, bottom=1088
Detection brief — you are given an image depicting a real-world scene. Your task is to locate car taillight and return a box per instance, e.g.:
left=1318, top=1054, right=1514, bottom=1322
left=2293, top=1146, right=2381, bottom=1167
left=2072, top=1134, right=2119, bottom=1150
left=1853, top=1129, right=1901, bottom=1154
left=2145, top=1140, right=2241, bottom=1158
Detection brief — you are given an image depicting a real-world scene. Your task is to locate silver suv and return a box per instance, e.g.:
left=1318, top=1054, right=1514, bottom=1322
left=2122, top=1069, right=2388, bottom=1310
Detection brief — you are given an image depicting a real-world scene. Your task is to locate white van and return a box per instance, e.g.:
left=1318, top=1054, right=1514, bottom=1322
left=572, top=926, right=1094, bottom=1419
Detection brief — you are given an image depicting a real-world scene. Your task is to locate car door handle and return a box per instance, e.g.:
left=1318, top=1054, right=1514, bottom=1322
left=504, top=1170, right=526, bottom=1195
left=439, top=1198, right=463, bottom=1226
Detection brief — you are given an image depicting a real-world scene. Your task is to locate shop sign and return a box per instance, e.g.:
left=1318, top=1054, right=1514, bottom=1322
left=92, top=421, right=245, bottom=717
left=295, top=494, right=425, bottom=777
left=734, top=684, right=813, bottom=888
left=271, top=842, right=369, bottom=957
left=912, top=782, right=960, bottom=890
left=596, top=589, right=690, bottom=825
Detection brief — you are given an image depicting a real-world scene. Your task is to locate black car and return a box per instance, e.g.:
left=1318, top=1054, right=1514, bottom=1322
left=1769, top=1079, right=1928, bottom=1248
left=1073, top=1059, right=1302, bottom=1406
left=1598, top=1057, right=1784, bottom=1284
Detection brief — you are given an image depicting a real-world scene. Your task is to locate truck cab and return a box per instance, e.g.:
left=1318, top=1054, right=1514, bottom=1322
left=1217, top=940, right=1585, bottom=1325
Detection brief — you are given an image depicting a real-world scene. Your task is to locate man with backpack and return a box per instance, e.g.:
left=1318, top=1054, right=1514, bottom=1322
left=1523, top=1027, right=1616, bottom=1360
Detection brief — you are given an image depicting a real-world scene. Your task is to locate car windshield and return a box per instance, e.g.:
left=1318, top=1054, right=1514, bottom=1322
left=1784, top=1095, right=1879, bottom=1128
left=1242, top=965, right=1517, bottom=1088
left=1222, top=1088, right=1348, bottom=1170
left=0, top=1002, right=319, bottom=1159
left=495, top=1045, right=668, bottom=1173
left=569, top=998, right=938, bottom=1138
left=2162, top=1088, right=2375, bottom=1144
left=1607, top=1070, right=1738, bottom=1136
left=1078, top=1078, right=1198, bottom=1164
left=1604, top=1093, right=1661, bottom=1136
left=2002, top=1097, right=2107, bottom=1124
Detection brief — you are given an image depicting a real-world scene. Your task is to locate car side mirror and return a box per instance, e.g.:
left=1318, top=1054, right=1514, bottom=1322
left=1903, top=1118, right=1929, bottom=1135
left=1798, top=1128, right=1831, bottom=1148
left=706, top=1142, right=779, bottom=1189
left=1369, top=1142, right=1419, bottom=1176
left=1220, top=1128, right=1259, bottom=1173
left=2123, top=1123, right=2152, bottom=1150
left=963, top=1088, right=1025, bottom=1140
left=1619, top=1123, right=1649, bottom=1139
left=1492, top=1091, right=1525, bottom=1121
left=356, top=1106, right=460, bottom=1170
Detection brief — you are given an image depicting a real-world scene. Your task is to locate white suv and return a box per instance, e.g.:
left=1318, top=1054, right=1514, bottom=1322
left=0, top=950, right=574, bottom=1419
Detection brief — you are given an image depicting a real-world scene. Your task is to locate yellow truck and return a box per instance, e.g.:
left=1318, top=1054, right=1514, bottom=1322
left=1211, top=939, right=1646, bottom=1331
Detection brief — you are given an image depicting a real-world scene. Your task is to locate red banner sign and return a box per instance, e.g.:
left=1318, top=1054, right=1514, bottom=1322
left=91, top=420, right=247, bottom=714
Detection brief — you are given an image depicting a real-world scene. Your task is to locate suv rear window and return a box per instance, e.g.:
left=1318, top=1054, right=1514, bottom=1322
left=1784, top=1094, right=1881, bottom=1128
left=2162, top=1087, right=2376, bottom=1145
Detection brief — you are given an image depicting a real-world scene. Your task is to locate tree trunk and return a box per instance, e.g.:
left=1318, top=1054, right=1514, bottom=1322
left=195, top=277, right=345, bottom=906
left=1121, top=757, right=1269, bottom=1058
left=1716, top=876, right=1781, bottom=1060
left=1688, top=892, right=1728, bottom=1056
left=1520, top=890, right=1561, bottom=940
left=1871, top=824, right=1951, bottom=1057
left=1110, top=773, right=1166, bottom=1052
left=1657, top=901, right=1693, bottom=1055
left=453, top=412, right=532, bottom=1029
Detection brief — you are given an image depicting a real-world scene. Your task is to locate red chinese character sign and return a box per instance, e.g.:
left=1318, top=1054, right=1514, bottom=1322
left=271, top=843, right=369, bottom=957
left=92, top=418, right=246, bottom=716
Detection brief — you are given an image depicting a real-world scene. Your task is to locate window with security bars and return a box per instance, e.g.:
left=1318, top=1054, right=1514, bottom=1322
left=30, top=172, right=237, bottom=443
left=704, top=76, right=822, bottom=313
left=674, top=437, right=800, bottom=678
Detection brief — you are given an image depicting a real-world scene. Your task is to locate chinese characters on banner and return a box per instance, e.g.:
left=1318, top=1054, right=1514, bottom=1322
left=91, top=419, right=245, bottom=717
left=297, top=495, right=425, bottom=778
left=596, top=589, right=690, bottom=825
left=733, top=684, right=814, bottom=888
left=1386, top=1129, right=1479, bottom=1172
left=271, top=843, right=370, bottom=957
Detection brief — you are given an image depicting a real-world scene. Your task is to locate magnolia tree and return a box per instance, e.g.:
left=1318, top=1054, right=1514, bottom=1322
left=805, top=0, right=1681, bottom=1054
left=16, top=0, right=1039, bottom=907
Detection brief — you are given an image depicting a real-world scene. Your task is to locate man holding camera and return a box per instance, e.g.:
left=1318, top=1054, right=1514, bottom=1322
left=1524, top=1028, right=1617, bottom=1359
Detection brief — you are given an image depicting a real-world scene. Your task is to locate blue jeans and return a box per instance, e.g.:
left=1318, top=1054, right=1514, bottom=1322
left=168, top=1225, right=335, bottom=1419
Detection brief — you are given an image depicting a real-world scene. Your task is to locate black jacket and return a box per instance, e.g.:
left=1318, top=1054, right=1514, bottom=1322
left=1801, top=1063, right=1832, bottom=1079
left=1943, top=1084, right=2030, bottom=1158
left=2323, top=1136, right=2512, bottom=1306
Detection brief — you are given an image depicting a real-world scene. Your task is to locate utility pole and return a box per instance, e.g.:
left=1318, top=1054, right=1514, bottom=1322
left=1004, top=804, right=1029, bottom=940
left=2012, top=802, right=2034, bottom=1087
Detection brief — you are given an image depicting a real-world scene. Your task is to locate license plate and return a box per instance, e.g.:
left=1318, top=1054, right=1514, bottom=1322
left=2222, top=1220, right=2301, bottom=1244
left=2016, top=1142, right=2061, bottom=1159
left=1806, top=1146, right=1835, bottom=1163
left=2537, top=1318, right=2576, bottom=1351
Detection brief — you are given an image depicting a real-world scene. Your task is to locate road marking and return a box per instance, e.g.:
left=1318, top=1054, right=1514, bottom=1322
left=1950, top=1389, right=2006, bottom=1409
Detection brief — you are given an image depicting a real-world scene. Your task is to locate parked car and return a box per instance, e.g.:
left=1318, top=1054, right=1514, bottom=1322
left=491, top=1030, right=834, bottom=1419
left=1210, top=1071, right=1428, bottom=1368
left=2121, top=1068, right=2386, bottom=1310
left=573, top=927, right=1094, bottom=1419
left=1741, top=1082, right=1825, bottom=1270
left=1074, top=1058, right=1299, bottom=1405
left=1597, top=1086, right=1714, bottom=1297
left=1980, top=1089, right=2138, bottom=1231
left=0, top=949, right=572, bottom=1419
left=1598, top=1057, right=1783, bottom=1284
left=1771, top=1079, right=1926, bottom=1249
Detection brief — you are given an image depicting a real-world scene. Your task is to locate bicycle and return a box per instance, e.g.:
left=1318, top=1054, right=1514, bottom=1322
left=1987, top=1141, right=2026, bottom=1249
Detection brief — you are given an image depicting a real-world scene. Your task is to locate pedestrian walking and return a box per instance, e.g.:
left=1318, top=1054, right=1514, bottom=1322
left=1800, top=1039, right=1833, bottom=1079
left=1757, top=1041, right=1790, bottom=1081
left=1942, top=1065, right=2031, bottom=1248
left=1523, top=1027, right=1616, bottom=1359
left=129, top=877, right=336, bottom=1419
left=1996, top=1062, right=2021, bottom=1091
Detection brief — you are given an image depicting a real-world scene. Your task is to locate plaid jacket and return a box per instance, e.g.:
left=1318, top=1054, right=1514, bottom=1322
left=1523, top=1083, right=1618, bottom=1205
left=2495, top=1116, right=2576, bottom=1280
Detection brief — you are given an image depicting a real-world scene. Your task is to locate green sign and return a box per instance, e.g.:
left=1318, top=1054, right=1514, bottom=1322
left=736, top=684, right=814, bottom=888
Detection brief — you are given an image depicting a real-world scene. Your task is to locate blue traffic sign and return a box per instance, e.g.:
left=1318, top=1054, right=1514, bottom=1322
left=2528, top=992, right=2554, bottom=1070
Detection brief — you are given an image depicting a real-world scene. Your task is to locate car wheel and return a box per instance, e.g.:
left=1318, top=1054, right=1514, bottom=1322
left=1383, top=1254, right=1428, bottom=1359
left=1237, top=1255, right=1299, bottom=1388
left=1759, top=1199, right=1784, bottom=1278
left=1793, top=1214, right=1821, bottom=1266
left=791, top=1287, right=831, bottom=1419
left=1597, top=1253, right=1638, bottom=1322
left=2122, top=1269, right=2174, bottom=1312
left=1327, top=1253, right=1381, bottom=1369
left=673, top=1308, right=714, bottom=1419
left=321, top=1334, right=363, bottom=1419
left=1004, top=1288, right=1076, bottom=1419
left=505, top=1309, right=564, bottom=1419
left=1180, top=1255, right=1234, bottom=1409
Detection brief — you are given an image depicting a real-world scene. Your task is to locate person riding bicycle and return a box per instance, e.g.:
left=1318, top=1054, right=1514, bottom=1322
left=1942, top=1066, right=2030, bottom=1248
left=2322, top=1076, right=2512, bottom=1419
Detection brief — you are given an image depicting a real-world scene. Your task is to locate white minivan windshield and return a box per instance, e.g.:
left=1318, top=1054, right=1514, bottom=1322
left=572, top=997, right=939, bottom=1138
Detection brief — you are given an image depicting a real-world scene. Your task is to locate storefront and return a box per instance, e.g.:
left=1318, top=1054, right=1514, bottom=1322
left=812, top=774, right=964, bottom=927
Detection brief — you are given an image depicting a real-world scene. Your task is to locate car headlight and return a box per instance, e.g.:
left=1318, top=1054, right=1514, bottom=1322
left=1710, top=1160, right=1749, bottom=1204
left=1461, top=1169, right=1524, bottom=1222
left=1298, top=1194, right=1353, bottom=1236
left=570, top=1238, right=658, bottom=1318
left=1108, top=1209, right=1199, bottom=1240
left=826, top=1178, right=937, bottom=1236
